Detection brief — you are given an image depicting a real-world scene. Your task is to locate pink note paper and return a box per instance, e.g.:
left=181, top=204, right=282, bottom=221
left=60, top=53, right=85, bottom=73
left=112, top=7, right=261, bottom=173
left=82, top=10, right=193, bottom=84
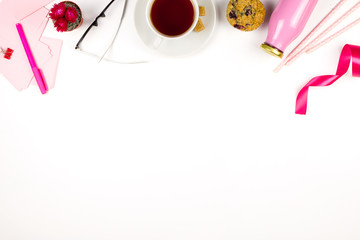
left=0, top=0, right=62, bottom=92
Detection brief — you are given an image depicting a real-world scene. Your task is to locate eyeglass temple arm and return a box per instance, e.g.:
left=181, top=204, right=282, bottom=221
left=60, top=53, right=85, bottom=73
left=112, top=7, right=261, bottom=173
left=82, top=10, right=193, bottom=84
left=75, top=0, right=116, bottom=50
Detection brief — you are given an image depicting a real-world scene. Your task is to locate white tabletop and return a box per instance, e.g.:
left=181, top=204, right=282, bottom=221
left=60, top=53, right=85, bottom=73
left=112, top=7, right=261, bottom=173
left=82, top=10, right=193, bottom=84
left=1, top=0, right=360, bottom=239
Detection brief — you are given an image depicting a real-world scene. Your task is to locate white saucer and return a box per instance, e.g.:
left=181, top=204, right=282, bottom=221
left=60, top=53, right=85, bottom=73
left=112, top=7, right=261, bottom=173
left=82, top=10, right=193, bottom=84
left=134, top=0, right=216, bottom=57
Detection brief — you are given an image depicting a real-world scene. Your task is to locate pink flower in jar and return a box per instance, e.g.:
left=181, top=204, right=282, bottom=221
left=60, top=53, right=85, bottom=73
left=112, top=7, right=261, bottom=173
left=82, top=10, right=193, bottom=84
left=49, top=2, right=66, bottom=20
left=65, top=7, right=79, bottom=23
left=54, top=17, right=68, bottom=32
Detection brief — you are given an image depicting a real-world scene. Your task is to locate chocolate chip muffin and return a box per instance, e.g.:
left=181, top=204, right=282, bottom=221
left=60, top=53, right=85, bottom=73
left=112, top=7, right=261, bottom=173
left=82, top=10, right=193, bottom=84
left=226, top=0, right=265, bottom=31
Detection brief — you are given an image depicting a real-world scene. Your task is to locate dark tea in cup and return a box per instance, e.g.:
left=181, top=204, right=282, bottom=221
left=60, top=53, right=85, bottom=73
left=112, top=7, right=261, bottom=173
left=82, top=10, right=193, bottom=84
left=150, top=0, right=196, bottom=37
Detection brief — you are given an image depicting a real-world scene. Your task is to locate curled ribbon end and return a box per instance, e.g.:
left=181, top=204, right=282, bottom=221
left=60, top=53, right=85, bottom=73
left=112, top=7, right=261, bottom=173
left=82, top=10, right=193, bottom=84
left=295, top=44, right=360, bottom=115
left=295, top=103, right=307, bottom=115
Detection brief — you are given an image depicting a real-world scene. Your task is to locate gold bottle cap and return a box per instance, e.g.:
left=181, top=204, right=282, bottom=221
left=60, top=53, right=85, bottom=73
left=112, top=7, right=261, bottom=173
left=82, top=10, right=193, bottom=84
left=261, top=43, right=283, bottom=58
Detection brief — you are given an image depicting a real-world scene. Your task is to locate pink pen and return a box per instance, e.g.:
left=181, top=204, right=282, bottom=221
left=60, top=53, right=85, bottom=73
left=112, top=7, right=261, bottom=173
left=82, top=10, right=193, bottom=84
left=16, top=23, right=48, bottom=94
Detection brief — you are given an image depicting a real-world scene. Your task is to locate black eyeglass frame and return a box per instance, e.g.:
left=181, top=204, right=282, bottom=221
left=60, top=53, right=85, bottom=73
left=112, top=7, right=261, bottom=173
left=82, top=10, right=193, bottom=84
left=75, top=0, right=116, bottom=50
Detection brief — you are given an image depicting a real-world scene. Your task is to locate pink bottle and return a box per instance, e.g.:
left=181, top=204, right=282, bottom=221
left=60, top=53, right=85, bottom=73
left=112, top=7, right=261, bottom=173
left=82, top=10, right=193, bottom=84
left=261, top=0, right=318, bottom=58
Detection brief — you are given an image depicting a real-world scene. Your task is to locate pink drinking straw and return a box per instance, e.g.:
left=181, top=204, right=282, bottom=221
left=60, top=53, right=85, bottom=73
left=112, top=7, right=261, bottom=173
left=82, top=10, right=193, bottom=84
left=274, top=0, right=347, bottom=73
left=306, top=17, right=360, bottom=53
left=285, top=1, right=360, bottom=67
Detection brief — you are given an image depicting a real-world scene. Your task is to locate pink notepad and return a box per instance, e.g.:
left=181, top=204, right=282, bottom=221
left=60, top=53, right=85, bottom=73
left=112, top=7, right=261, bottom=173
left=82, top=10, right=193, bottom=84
left=0, top=0, right=62, bottom=92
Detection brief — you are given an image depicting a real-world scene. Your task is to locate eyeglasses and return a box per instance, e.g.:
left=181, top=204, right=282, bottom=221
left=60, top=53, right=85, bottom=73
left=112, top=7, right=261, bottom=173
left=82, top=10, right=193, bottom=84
left=74, top=0, right=144, bottom=64
left=75, top=0, right=117, bottom=50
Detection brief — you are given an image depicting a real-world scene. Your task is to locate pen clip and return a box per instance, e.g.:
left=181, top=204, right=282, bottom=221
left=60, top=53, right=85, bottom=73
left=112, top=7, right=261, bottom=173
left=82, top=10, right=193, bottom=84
left=32, top=67, right=48, bottom=94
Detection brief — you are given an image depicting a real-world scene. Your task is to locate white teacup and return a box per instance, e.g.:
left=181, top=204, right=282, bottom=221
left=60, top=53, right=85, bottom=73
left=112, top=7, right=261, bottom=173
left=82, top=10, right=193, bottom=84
left=146, top=0, right=199, bottom=41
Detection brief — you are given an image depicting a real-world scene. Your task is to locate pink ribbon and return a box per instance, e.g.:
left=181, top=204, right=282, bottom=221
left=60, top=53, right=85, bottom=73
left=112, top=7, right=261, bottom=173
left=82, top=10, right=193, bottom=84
left=295, top=44, right=360, bottom=115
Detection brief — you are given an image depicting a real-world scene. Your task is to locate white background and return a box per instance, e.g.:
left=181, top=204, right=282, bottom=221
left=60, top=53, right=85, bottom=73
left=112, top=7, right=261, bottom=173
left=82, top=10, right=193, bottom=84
left=1, top=0, right=360, bottom=239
